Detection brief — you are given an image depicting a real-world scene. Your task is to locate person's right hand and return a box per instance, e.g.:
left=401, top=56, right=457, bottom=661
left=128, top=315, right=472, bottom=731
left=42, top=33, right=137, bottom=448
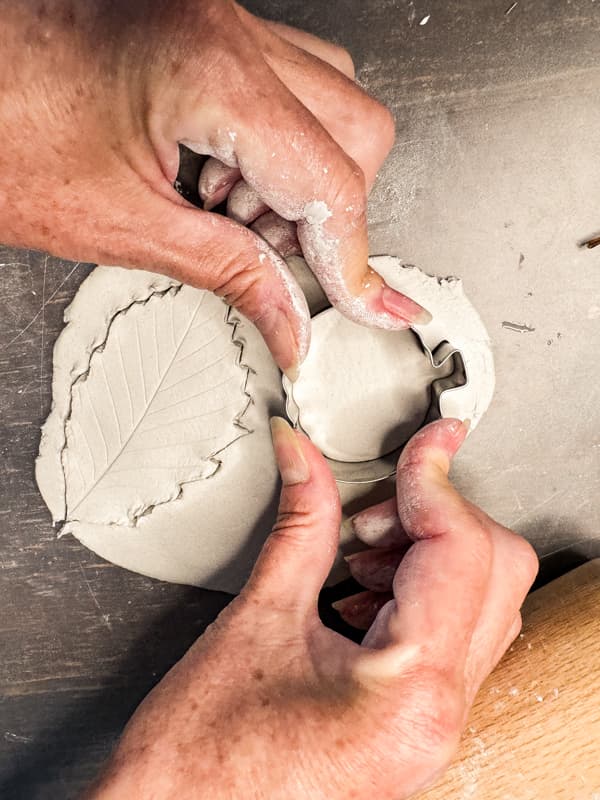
left=1, top=0, right=430, bottom=379
left=84, top=419, right=538, bottom=800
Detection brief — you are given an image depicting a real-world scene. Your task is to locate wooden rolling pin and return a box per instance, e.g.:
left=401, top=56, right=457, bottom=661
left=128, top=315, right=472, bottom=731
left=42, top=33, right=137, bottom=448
left=417, top=559, right=600, bottom=800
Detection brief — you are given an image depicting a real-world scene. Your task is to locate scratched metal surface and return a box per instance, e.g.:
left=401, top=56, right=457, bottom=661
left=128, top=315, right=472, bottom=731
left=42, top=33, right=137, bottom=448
left=1, top=1, right=599, bottom=797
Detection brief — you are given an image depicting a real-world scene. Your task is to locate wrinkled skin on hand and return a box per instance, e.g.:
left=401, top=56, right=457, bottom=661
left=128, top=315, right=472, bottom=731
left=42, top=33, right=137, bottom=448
left=84, top=419, right=538, bottom=800
left=0, top=0, right=430, bottom=379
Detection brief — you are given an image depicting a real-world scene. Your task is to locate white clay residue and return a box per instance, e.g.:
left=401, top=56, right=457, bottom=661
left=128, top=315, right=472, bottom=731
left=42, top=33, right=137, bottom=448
left=303, top=200, right=332, bottom=225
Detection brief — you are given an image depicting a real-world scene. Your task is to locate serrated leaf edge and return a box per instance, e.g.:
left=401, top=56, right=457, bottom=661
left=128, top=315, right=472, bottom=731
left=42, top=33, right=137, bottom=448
left=58, top=287, right=253, bottom=529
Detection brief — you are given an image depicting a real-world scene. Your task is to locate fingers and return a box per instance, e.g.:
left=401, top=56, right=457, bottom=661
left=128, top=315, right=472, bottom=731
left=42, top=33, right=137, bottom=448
left=244, top=418, right=342, bottom=615
left=182, top=58, right=426, bottom=329
left=198, top=159, right=241, bottom=210
left=226, top=10, right=426, bottom=327
left=204, top=172, right=302, bottom=258
left=350, top=498, right=410, bottom=548
left=227, top=97, right=428, bottom=330
left=239, top=5, right=385, bottom=189
left=104, top=187, right=310, bottom=378
left=262, top=20, right=355, bottom=79
left=263, top=43, right=393, bottom=191
left=356, top=420, right=536, bottom=702
left=345, top=546, right=408, bottom=592
left=382, top=420, right=489, bottom=665
left=394, top=420, right=537, bottom=691
left=226, top=180, right=301, bottom=258
left=395, top=419, right=473, bottom=542
left=361, top=420, right=490, bottom=674
left=332, top=591, right=393, bottom=630
left=226, top=179, right=269, bottom=225
left=164, top=12, right=427, bottom=335
left=251, top=212, right=302, bottom=258
left=463, top=530, right=537, bottom=702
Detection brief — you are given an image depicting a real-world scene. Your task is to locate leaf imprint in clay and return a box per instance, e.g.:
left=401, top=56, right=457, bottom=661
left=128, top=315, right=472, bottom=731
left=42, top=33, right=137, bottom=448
left=61, top=285, right=251, bottom=527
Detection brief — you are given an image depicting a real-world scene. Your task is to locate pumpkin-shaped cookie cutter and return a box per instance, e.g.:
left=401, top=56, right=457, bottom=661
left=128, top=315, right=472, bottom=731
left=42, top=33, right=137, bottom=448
left=282, top=324, right=467, bottom=485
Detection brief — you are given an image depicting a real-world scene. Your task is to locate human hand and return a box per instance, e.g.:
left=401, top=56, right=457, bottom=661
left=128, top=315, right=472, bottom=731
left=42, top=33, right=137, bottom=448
left=1, top=0, right=430, bottom=379
left=84, top=419, right=537, bottom=800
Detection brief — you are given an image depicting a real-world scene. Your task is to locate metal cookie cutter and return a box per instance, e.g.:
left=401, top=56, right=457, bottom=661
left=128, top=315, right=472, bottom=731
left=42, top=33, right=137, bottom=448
left=282, top=324, right=468, bottom=486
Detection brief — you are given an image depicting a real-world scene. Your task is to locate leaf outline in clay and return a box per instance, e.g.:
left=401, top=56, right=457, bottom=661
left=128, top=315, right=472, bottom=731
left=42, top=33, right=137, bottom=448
left=61, top=286, right=252, bottom=526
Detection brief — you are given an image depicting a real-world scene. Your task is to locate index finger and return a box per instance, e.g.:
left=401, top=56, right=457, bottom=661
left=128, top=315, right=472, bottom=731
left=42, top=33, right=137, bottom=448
left=232, top=86, right=432, bottom=330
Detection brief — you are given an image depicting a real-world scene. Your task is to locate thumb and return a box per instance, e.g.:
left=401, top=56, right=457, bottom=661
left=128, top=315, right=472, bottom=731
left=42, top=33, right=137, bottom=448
left=244, top=418, right=341, bottom=615
left=101, top=188, right=310, bottom=380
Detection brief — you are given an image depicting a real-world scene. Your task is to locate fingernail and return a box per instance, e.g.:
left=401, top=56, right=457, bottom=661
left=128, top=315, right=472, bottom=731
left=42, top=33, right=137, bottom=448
left=265, top=310, right=300, bottom=383
left=200, top=179, right=231, bottom=210
left=343, top=551, right=363, bottom=564
left=283, top=362, right=300, bottom=383
left=270, top=417, right=310, bottom=486
left=381, top=286, right=432, bottom=325
left=331, top=591, right=392, bottom=630
left=445, top=418, right=470, bottom=437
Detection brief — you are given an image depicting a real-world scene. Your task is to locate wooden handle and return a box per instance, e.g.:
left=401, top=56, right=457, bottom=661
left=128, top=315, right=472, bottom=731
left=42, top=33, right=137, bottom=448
left=417, top=559, right=600, bottom=800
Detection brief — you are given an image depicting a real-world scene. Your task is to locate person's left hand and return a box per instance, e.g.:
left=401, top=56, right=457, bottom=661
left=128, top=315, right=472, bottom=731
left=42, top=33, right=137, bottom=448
left=84, top=419, right=537, bottom=800
left=1, top=0, right=428, bottom=379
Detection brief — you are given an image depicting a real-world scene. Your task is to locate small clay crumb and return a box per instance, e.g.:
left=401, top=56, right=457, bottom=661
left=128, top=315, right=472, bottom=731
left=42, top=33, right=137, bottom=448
left=502, top=321, right=536, bottom=333
left=518, top=253, right=525, bottom=269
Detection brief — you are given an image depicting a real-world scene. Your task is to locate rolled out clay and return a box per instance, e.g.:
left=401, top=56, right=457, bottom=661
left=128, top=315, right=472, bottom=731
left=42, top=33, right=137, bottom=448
left=370, top=256, right=495, bottom=428
left=36, top=258, right=494, bottom=593
left=36, top=266, right=285, bottom=593
left=292, top=317, right=440, bottom=462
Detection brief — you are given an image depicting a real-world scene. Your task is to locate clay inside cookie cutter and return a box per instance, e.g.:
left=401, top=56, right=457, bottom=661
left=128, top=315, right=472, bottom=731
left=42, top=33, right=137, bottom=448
left=283, top=333, right=468, bottom=485
left=281, top=255, right=491, bottom=485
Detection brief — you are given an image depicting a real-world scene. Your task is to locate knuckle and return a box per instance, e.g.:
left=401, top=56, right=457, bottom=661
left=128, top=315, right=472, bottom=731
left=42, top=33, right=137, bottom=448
left=266, top=515, right=315, bottom=554
left=511, top=612, right=523, bottom=639
left=509, top=535, right=539, bottom=587
left=356, top=99, right=396, bottom=157
left=272, top=506, right=317, bottom=537
left=333, top=44, right=356, bottom=78
left=376, top=103, right=396, bottom=150
left=212, top=256, right=267, bottom=316
left=399, top=664, right=463, bottom=762
left=328, top=157, right=366, bottom=214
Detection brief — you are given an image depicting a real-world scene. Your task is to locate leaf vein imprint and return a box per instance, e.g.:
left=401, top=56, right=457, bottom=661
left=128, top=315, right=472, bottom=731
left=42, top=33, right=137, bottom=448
left=68, top=291, right=207, bottom=515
